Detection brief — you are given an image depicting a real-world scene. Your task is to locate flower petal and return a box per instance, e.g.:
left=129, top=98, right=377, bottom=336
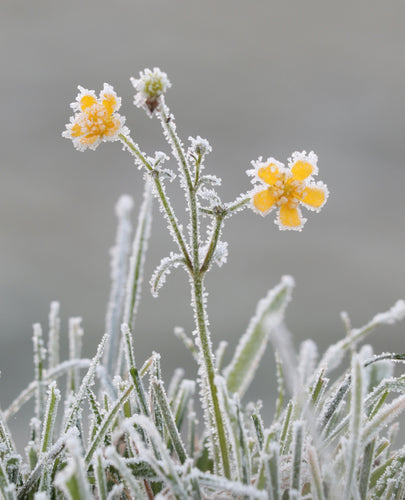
left=258, top=163, right=283, bottom=186
left=300, top=182, right=328, bottom=211
left=252, top=189, right=277, bottom=214
left=80, top=94, right=97, bottom=111
left=291, top=160, right=315, bottom=181
left=100, top=84, right=121, bottom=115
left=278, top=205, right=305, bottom=230
left=289, top=151, right=318, bottom=180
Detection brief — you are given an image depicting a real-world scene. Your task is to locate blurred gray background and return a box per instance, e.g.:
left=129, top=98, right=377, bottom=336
left=1, top=0, right=405, bottom=446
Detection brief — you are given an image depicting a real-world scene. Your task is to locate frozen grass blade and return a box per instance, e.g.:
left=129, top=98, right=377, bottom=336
left=93, top=450, right=107, bottom=500
left=344, top=355, right=363, bottom=498
left=55, top=436, right=92, bottom=500
left=121, top=324, right=150, bottom=416
left=33, top=323, right=47, bottom=425
left=64, top=334, right=108, bottom=432
left=84, top=384, right=134, bottom=466
left=291, top=420, right=304, bottom=493
left=105, top=447, right=146, bottom=498
left=224, top=276, right=294, bottom=397
left=123, top=178, right=153, bottom=331
left=68, top=318, right=84, bottom=393
left=319, top=300, right=405, bottom=374
left=104, top=195, right=134, bottom=376
left=152, top=379, right=187, bottom=464
left=47, top=301, right=60, bottom=370
left=307, top=445, right=325, bottom=500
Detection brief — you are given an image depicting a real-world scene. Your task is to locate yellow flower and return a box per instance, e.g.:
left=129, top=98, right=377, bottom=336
left=63, top=84, right=126, bottom=151
left=248, top=151, right=328, bottom=231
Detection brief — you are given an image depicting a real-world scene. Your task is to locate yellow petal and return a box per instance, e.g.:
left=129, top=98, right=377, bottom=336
left=81, top=134, right=98, bottom=145
left=71, top=123, right=82, bottom=137
left=80, top=94, right=97, bottom=111
left=253, top=189, right=277, bottom=213
left=104, top=116, right=121, bottom=137
left=102, top=94, right=118, bottom=115
left=278, top=205, right=302, bottom=228
left=301, top=184, right=327, bottom=209
left=291, top=160, right=314, bottom=181
left=258, top=163, right=282, bottom=186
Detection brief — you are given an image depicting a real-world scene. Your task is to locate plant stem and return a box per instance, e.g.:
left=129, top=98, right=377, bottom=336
left=200, top=212, right=225, bottom=276
left=192, top=275, right=231, bottom=478
left=119, top=133, right=192, bottom=271
left=157, top=102, right=231, bottom=477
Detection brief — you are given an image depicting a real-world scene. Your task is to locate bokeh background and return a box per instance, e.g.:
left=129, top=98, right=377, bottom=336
left=1, top=0, right=405, bottom=448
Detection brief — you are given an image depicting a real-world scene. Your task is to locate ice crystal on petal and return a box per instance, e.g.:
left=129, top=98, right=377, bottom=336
left=247, top=151, right=328, bottom=231
left=131, top=67, right=171, bottom=115
left=62, top=84, right=125, bottom=151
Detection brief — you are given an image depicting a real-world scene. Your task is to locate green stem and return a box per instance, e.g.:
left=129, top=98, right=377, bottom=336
left=157, top=100, right=232, bottom=477
left=192, top=275, right=231, bottom=478
left=119, top=133, right=192, bottom=270
left=200, top=212, right=225, bottom=276
left=227, top=196, right=250, bottom=213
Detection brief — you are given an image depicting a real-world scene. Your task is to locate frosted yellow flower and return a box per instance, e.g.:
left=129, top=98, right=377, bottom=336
left=63, top=84, right=126, bottom=151
left=248, top=151, right=328, bottom=231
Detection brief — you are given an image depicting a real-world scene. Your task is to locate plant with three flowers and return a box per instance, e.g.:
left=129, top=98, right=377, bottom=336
left=1, top=68, right=405, bottom=500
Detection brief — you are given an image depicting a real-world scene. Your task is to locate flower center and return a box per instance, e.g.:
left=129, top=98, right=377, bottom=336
left=271, top=177, right=305, bottom=208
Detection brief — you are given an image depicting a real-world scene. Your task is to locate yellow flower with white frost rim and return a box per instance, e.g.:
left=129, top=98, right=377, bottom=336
left=62, top=84, right=126, bottom=151
left=248, top=151, right=328, bottom=231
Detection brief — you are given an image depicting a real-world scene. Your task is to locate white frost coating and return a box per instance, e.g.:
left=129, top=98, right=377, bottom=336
left=123, top=178, right=153, bottom=333
left=298, top=339, right=318, bottom=386
left=167, top=368, right=185, bottom=401
left=188, top=135, right=212, bottom=157
left=190, top=469, right=268, bottom=499
left=287, top=150, right=319, bottom=177
left=48, top=301, right=60, bottom=370
left=106, top=484, right=124, bottom=500
left=115, top=194, right=134, bottom=217
left=131, top=67, right=171, bottom=115
left=320, top=300, right=405, bottom=374
left=270, top=322, right=300, bottom=396
left=55, top=434, right=92, bottom=500
left=214, top=375, right=240, bottom=482
left=224, top=275, right=294, bottom=397
left=150, top=253, right=184, bottom=298
left=64, top=335, right=108, bottom=432
left=68, top=317, right=84, bottom=391
left=104, top=194, right=134, bottom=376
left=371, top=299, right=405, bottom=325
left=362, top=393, right=405, bottom=446
left=34, top=493, right=49, bottom=500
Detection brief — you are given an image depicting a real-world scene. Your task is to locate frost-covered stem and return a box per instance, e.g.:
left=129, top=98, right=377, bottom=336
left=119, top=133, right=192, bottom=270
left=156, top=99, right=230, bottom=475
left=199, top=211, right=225, bottom=275
left=157, top=100, right=199, bottom=273
left=227, top=195, right=250, bottom=214
left=192, top=275, right=231, bottom=478
left=193, top=152, right=202, bottom=188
